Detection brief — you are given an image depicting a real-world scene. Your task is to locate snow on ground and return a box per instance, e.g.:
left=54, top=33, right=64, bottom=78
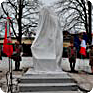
left=62, top=58, right=91, bottom=73
left=0, top=57, right=91, bottom=73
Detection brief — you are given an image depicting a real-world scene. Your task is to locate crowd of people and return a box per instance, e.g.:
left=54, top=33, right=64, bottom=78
left=0, top=40, right=31, bottom=71
left=0, top=32, right=93, bottom=73
left=67, top=32, right=93, bottom=74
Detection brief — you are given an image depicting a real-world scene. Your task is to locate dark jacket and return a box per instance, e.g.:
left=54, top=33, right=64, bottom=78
left=12, top=44, right=23, bottom=61
left=68, top=46, right=77, bottom=62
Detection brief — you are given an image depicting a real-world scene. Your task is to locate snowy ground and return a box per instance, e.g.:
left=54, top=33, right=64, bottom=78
left=62, top=58, right=91, bottom=73
left=0, top=57, right=92, bottom=92
left=0, top=57, right=33, bottom=70
left=0, top=57, right=91, bottom=73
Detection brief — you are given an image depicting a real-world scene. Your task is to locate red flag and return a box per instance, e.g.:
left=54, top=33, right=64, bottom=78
left=3, top=17, right=13, bottom=57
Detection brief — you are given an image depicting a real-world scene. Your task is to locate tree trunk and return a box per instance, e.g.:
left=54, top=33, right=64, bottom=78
left=82, top=0, right=92, bottom=44
left=88, top=1, right=92, bottom=44
left=18, top=0, right=23, bottom=44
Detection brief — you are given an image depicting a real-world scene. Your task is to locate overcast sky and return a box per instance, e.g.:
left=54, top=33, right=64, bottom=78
left=39, top=0, right=58, bottom=6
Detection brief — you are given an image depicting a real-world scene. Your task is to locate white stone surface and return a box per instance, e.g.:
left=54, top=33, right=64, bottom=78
left=31, top=7, right=63, bottom=71
left=25, top=68, right=67, bottom=75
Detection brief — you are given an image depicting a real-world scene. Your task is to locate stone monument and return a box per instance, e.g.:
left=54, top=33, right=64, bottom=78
left=31, top=7, right=63, bottom=72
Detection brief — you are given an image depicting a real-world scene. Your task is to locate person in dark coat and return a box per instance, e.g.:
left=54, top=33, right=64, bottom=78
left=86, top=43, right=90, bottom=58
left=13, top=41, right=23, bottom=71
left=89, top=45, right=93, bottom=74
left=74, top=35, right=81, bottom=58
left=68, top=41, right=77, bottom=72
left=0, top=45, right=2, bottom=72
left=0, top=45, right=2, bottom=60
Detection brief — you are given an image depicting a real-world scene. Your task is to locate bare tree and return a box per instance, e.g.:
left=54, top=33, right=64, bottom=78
left=0, top=0, right=42, bottom=43
left=54, top=0, right=90, bottom=39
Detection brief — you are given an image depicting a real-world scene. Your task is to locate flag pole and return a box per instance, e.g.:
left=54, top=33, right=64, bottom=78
left=9, top=57, right=10, bottom=73
left=10, top=57, right=12, bottom=93
left=9, top=17, right=13, bottom=93
left=3, top=16, right=13, bottom=93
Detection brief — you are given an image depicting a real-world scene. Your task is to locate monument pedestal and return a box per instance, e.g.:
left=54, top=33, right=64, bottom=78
left=19, top=68, right=78, bottom=93
left=25, top=67, right=66, bottom=75
left=33, top=58, right=61, bottom=72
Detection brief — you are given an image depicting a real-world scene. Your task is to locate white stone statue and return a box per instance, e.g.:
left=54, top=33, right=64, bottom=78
left=31, top=7, right=63, bottom=72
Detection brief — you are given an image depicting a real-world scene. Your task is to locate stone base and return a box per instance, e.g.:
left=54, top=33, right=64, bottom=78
left=25, top=68, right=66, bottom=76
left=33, top=58, right=61, bottom=72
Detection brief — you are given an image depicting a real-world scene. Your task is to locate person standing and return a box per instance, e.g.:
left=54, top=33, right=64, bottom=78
left=86, top=43, right=90, bottom=58
left=79, top=36, right=86, bottom=58
left=0, top=45, right=2, bottom=72
left=74, top=35, right=81, bottom=58
left=68, top=41, right=77, bottom=72
left=13, top=41, right=23, bottom=71
left=79, top=36, right=87, bottom=71
left=0, top=45, right=2, bottom=61
left=89, top=45, right=93, bottom=74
